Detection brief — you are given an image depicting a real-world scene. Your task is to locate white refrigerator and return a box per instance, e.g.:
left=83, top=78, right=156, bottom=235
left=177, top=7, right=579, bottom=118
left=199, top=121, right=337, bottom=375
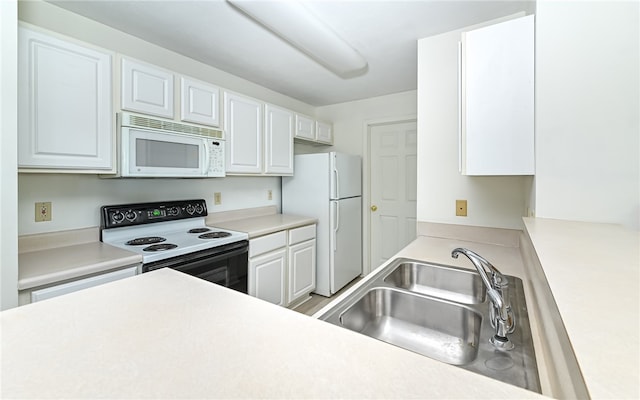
left=282, top=152, right=362, bottom=297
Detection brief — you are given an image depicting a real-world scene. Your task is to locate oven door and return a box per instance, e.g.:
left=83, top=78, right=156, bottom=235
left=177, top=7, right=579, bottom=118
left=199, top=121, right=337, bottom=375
left=121, top=127, right=208, bottom=177
left=142, top=240, right=248, bottom=293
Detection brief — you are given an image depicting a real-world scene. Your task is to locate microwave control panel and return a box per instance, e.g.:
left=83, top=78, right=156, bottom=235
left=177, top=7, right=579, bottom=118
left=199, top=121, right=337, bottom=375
left=207, top=140, right=225, bottom=177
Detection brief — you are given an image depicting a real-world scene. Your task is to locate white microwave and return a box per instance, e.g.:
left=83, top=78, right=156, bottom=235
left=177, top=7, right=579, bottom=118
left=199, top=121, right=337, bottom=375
left=119, top=113, right=225, bottom=178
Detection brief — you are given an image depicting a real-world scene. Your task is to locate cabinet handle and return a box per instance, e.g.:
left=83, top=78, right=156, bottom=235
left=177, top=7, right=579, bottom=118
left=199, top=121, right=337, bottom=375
left=371, top=205, right=378, bottom=212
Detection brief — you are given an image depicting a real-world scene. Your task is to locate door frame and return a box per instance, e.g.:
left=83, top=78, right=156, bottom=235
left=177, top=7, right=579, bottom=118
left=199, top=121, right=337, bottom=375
left=361, top=114, right=417, bottom=276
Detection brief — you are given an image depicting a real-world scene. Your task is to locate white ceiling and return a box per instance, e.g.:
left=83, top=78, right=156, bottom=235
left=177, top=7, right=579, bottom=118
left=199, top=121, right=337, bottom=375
left=47, top=0, right=534, bottom=106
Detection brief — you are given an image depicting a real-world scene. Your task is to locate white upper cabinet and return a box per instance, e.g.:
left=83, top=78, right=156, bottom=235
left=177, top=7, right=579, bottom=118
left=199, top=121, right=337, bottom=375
left=264, top=104, right=294, bottom=175
left=224, top=91, right=263, bottom=174
left=294, top=113, right=333, bottom=146
left=294, top=114, right=315, bottom=140
left=121, top=58, right=174, bottom=119
left=18, top=26, right=113, bottom=171
left=180, top=77, right=220, bottom=128
left=316, top=121, right=334, bottom=145
left=460, top=15, right=534, bottom=175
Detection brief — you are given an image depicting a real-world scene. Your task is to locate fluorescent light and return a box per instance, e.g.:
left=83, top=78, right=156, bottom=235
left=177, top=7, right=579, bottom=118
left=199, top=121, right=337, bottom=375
left=228, top=0, right=368, bottom=78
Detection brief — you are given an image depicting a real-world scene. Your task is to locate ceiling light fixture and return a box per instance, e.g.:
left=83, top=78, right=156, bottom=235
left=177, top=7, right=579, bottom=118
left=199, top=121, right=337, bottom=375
left=227, top=0, right=368, bottom=78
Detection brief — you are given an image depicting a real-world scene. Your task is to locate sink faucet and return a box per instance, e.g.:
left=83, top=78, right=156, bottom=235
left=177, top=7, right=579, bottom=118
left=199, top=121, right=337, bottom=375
left=451, top=248, right=515, bottom=350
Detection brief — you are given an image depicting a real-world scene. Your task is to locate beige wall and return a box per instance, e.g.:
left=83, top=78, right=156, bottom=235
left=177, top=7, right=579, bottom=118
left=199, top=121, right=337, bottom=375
left=535, top=0, right=640, bottom=229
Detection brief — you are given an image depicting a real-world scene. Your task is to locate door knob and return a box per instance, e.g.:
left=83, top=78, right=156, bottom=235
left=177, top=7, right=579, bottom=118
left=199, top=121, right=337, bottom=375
left=371, top=205, right=378, bottom=212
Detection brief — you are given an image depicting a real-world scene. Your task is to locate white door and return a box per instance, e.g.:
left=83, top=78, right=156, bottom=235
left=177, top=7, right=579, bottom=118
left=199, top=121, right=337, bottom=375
left=224, top=91, right=263, bottom=174
left=18, top=27, right=113, bottom=170
left=331, top=153, right=362, bottom=199
left=249, top=249, right=286, bottom=306
left=330, top=197, right=362, bottom=294
left=121, top=58, right=174, bottom=118
left=264, top=104, right=294, bottom=175
left=369, top=121, right=417, bottom=270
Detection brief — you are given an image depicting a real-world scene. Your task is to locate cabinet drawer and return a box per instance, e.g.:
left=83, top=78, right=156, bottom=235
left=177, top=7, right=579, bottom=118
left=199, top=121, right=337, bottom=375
left=249, top=231, right=287, bottom=257
left=288, top=224, right=316, bottom=245
left=31, top=266, right=138, bottom=303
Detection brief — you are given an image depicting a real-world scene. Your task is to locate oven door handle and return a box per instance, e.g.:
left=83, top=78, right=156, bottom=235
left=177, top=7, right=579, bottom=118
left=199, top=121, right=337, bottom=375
left=143, top=240, right=248, bottom=272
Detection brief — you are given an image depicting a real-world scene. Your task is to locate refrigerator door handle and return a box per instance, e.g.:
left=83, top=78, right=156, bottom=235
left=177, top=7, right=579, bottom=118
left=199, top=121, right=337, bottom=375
left=332, top=202, right=340, bottom=252
left=333, top=168, right=340, bottom=199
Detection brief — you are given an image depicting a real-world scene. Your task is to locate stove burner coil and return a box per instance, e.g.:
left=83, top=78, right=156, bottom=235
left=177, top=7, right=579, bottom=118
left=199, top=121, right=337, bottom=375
left=188, top=228, right=211, bottom=234
left=143, top=243, right=178, bottom=252
left=198, top=231, right=232, bottom=239
left=126, top=236, right=167, bottom=246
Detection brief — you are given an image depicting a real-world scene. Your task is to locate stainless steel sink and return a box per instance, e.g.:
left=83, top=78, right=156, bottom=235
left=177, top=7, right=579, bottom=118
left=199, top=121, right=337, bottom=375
left=317, top=258, right=541, bottom=393
left=340, top=287, right=482, bottom=365
left=384, top=261, right=486, bottom=304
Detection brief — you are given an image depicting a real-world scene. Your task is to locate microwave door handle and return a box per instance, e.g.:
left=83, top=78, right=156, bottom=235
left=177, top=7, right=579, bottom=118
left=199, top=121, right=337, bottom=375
left=203, top=142, right=211, bottom=174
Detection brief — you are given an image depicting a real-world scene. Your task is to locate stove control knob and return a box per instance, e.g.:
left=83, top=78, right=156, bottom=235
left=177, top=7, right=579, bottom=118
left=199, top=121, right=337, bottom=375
left=112, top=211, right=125, bottom=223
left=125, top=210, right=137, bottom=221
left=185, top=204, right=195, bottom=215
left=195, top=204, right=204, bottom=214
left=168, top=207, right=180, bottom=216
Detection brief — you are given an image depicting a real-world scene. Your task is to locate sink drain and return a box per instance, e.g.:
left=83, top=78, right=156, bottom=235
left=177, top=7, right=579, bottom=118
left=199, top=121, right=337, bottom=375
left=485, top=355, right=515, bottom=371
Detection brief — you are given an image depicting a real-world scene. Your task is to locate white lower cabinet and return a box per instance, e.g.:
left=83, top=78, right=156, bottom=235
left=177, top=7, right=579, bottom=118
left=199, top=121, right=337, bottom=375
left=288, top=239, right=316, bottom=303
left=249, top=248, right=286, bottom=306
left=248, top=224, right=316, bottom=307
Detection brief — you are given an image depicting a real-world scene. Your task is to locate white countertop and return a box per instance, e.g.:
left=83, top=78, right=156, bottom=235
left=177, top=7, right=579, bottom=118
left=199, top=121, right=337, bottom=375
left=1, top=268, right=543, bottom=399
left=523, top=218, right=640, bottom=399
left=18, top=241, right=142, bottom=290
left=209, top=213, right=317, bottom=238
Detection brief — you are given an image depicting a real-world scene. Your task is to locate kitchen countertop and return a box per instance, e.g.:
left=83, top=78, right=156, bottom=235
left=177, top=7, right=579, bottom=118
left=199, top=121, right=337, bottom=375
left=18, top=242, right=141, bottom=290
left=18, top=227, right=142, bottom=291
left=0, top=268, right=543, bottom=399
left=523, top=218, right=639, bottom=399
left=18, top=207, right=314, bottom=292
left=207, top=206, right=317, bottom=238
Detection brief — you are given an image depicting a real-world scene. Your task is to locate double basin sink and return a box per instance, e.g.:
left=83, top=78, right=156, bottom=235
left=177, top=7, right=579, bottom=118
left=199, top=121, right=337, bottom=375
left=316, top=258, right=541, bottom=393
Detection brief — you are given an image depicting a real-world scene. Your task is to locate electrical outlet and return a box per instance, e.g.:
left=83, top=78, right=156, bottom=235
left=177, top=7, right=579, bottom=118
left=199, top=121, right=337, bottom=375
left=35, top=202, right=52, bottom=222
left=455, top=200, right=467, bottom=217
left=214, top=192, right=222, bottom=205
left=268, top=189, right=273, bottom=200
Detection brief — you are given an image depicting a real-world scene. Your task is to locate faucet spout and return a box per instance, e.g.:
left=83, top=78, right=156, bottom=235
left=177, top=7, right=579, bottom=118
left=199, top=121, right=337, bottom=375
left=451, top=247, right=515, bottom=350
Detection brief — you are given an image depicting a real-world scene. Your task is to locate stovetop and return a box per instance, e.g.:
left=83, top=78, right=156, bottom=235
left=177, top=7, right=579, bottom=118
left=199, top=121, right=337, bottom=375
left=100, top=199, right=249, bottom=263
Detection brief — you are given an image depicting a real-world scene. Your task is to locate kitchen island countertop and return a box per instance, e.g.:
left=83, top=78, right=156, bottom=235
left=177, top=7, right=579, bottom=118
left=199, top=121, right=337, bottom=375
left=1, top=267, right=543, bottom=399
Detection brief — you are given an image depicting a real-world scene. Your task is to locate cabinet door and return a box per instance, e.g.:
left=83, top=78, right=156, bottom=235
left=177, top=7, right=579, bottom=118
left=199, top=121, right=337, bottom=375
left=18, top=27, right=113, bottom=170
left=264, top=104, right=294, bottom=175
left=249, top=249, right=286, bottom=306
left=224, top=92, right=263, bottom=174
left=294, top=114, right=316, bottom=140
left=288, top=239, right=316, bottom=303
left=461, top=15, right=534, bottom=175
left=180, top=76, right=220, bottom=128
left=121, top=58, right=174, bottom=118
left=316, top=121, right=334, bottom=144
